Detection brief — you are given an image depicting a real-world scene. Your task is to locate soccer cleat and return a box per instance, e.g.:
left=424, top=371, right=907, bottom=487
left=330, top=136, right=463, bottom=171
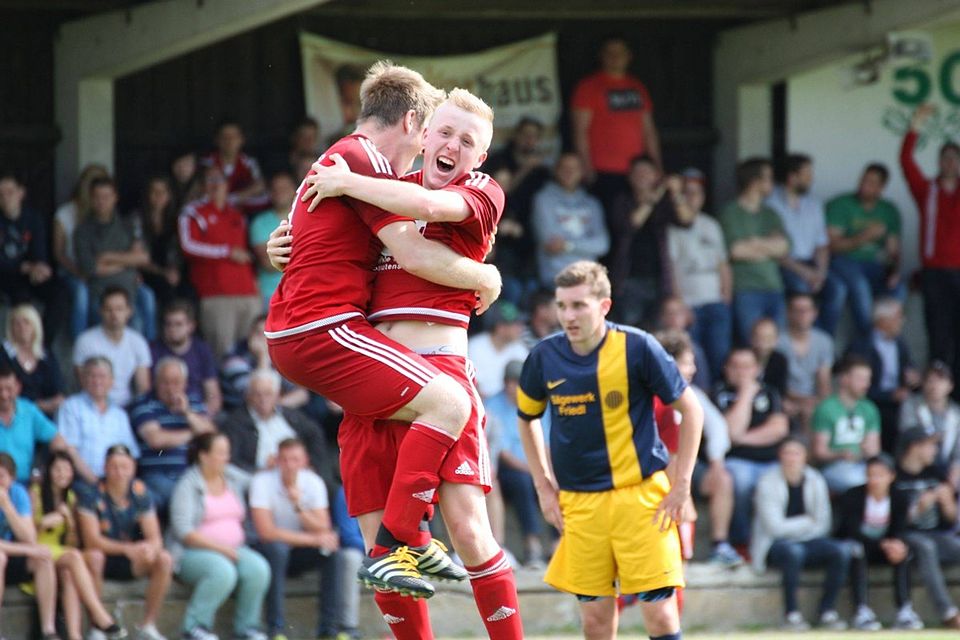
left=410, top=538, right=468, bottom=582
left=358, top=546, right=436, bottom=599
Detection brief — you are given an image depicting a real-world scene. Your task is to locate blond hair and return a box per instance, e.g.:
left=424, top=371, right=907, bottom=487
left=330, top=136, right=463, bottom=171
left=445, top=88, right=495, bottom=150
left=554, top=260, right=612, bottom=299
left=359, top=60, right=445, bottom=129
left=6, top=304, right=44, bottom=359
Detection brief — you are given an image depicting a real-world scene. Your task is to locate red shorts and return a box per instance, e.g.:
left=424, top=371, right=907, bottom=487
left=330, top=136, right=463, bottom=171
left=339, top=354, right=492, bottom=517
left=267, top=319, right=441, bottom=418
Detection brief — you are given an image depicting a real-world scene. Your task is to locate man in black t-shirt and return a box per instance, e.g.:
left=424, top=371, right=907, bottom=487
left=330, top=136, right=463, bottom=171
left=712, top=346, right=790, bottom=545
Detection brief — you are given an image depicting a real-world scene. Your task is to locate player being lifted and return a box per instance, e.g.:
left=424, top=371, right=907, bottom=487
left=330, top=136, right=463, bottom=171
left=517, top=261, right=703, bottom=640
left=265, top=63, right=501, bottom=598
left=269, top=89, right=523, bottom=639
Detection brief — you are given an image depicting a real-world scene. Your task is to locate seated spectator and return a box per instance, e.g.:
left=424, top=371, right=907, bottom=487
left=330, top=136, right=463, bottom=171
left=826, top=163, right=905, bottom=335
left=250, top=438, right=338, bottom=640
left=57, top=356, right=140, bottom=487
left=1, top=303, right=64, bottom=417
left=485, top=360, right=545, bottom=567
left=325, top=486, right=364, bottom=640
left=168, top=433, right=270, bottom=640
left=0, top=363, right=67, bottom=484
left=531, top=153, right=609, bottom=288
left=249, top=172, right=297, bottom=311
left=750, top=317, right=788, bottom=400
left=130, top=357, right=215, bottom=514
left=899, top=361, right=960, bottom=483
left=658, top=296, right=711, bottom=390
left=219, top=369, right=330, bottom=483
left=74, top=176, right=156, bottom=340
left=169, top=150, right=203, bottom=213
left=895, top=426, right=960, bottom=629
left=667, top=168, right=732, bottom=380
left=608, top=157, right=691, bottom=327
left=73, top=287, right=152, bottom=408
left=847, top=297, right=921, bottom=453
left=778, top=293, right=834, bottom=430
left=78, top=444, right=172, bottom=640
left=468, top=302, right=530, bottom=399
left=719, top=158, right=789, bottom=341
left=836, top=453, right=921, bottom=631
left=713, top=347, right=789, bottom=546
left=811, top=355, right=881, bottom=493
left=53, top=164, right=109, bottom=341
left=520, top=289, right=559, bottom=350
left=179, top=165, right=261, bottom=359
left=31, top=452, right=127, bottom=640
left=220, top=316, right=308, bottom=411
left=201, top=120, right=268, bottom=212
left=751, top=436, right=852, bottom=631
left=132, top=176, right=188, bottom=310
left=0, top=452, right=60, bottom=639
left=151, top=300, right=221, bottom=416
left=0, top=172, right=62, bottom=345
left=287, top=117, right=321, bottom=171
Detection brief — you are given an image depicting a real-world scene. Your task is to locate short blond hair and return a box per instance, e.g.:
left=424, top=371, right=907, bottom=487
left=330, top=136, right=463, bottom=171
left=6, top=304, right=44, bottom=360
left=554, top=260, right=612, bottom=299
left=445, top=88, right=495, bottom=150
left=359, top=60, right=445, bottom=129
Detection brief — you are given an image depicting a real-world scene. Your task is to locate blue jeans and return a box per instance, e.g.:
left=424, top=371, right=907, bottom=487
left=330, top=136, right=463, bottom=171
left=325, top=547, right=364, bottom=637
left=732, top=291, right=786, bottom=344
left=726, top=457, right=778, bottom=545
left=767, top=538, right=852, bottom=615
left=178, top=546, right=271, bottom=634
left=254, top=541, right=335, bottom=636
left=691, top=302, right=732, bottom=381
left=65, top=274, right=90, bottom=341
left=498, top=465, right=543, bottom=537
left=141, top=468, right=184, bottom=517
left=827, top=255, right=905, bottom=334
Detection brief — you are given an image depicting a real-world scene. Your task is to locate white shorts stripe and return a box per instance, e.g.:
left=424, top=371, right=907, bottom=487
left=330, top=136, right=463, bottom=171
left=329, top=327, right=434, bottom=387
left=412, top=421, right=458, bottom=442
left=338, top=324, right=438, bottom=381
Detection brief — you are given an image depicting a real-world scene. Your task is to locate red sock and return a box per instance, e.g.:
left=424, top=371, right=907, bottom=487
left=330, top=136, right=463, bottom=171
left=466, top=549, right=524, bottom=639
left=374, top=589, right=434, bottom=640
left=380, top=422, right=455, bottom=548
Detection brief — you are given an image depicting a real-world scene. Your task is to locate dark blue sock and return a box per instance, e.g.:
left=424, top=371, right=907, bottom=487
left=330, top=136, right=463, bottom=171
left=650, top=633, right=682, bottom=640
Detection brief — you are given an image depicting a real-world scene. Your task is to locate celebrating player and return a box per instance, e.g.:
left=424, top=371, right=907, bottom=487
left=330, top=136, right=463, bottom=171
left=516, top=261, right=703, bottom=640
left=265, top=63, right=501, bottom=598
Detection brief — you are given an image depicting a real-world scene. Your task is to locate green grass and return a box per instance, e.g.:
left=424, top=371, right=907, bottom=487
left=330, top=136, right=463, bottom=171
left=492, top=634, right=954, bottom=640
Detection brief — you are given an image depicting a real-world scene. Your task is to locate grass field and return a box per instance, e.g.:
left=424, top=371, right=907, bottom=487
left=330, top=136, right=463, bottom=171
left=472, top=634, right=959, bottom=639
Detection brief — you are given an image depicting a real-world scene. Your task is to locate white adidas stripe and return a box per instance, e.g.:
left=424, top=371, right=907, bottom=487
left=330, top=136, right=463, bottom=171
left=329, top=327, right=434, bottom=387
left=359, top=137, right=389, bottom=175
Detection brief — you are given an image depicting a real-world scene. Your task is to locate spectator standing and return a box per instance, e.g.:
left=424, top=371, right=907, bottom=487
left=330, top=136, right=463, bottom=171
left=1, top=304, right=64, bottom=417
left=0, top=363, right=67, bottom=484
left=249, top=438, right=338, bottom=640
left=78, top=444, right=173, bottom=640
left=811, top=355, right=882, bottom=493
left=751, top=437, right=852, bottom=631
left=201, top=121, right=268, bottom=213
left=900, top=104, right=960, bottom=393
left=825, top=163, right=905, bottom=334
left=571, top=38, right=661, bottom=214
left=132, top=176, right=187, bottom=310
left=468, top=301, right=530, bottom=399
left=750, top=317, right=789, bottom=400
left=531, top=153, right=609, bottom=288
left=713, top=347, right=790, bottom=546
left=129, top=357, right=215, bottom=514
left=168, top=433, right=270, bottom=640
left=847, top=298, right=921, bottom=453
left=667, top=168, right=733, bottom=380
left=778, top=293, right=834, bottom=431
left=150, top=300, right=221, bottom=416
left=73, top=287, right=152, bottom=408
left=178, top=166, right=261, bottom=359
left=720, top=158, right=790, bottom=341
left=899, top=361, right=960, bottom=482
left=249, top=172, right=297, bottom=311
left=57, top=356, right=140, bottom=487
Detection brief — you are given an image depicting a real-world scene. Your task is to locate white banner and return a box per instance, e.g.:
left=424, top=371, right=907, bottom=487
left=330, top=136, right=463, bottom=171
left=299, top=32, right=561, bottom=153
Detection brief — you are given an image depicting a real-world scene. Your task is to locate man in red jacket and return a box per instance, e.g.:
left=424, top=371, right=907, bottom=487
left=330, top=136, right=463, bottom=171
left=900, top=104, right=960, bottom=396
left=178, top=165, right=260, bottom=358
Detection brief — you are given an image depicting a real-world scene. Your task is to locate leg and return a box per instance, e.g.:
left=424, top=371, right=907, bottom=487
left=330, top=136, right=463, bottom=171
left=486, top=479, right=507, bottom=545
left=695, top=303, right=732, bottom=382
left=199, top=297, right=232, bottom=360
left=58, top=549, right=114, bottom=628
left=332, top=548, right=364, bottom=636
left=766, top=540, right=804, bottom=615
left=28, top=552, right=59, bottom=635
left=724, top=458, right=765, bottom=546
left=177, top=549, right=239, bottom=633
left=831, top=256, right=874, bottom=333
left=847, top=541, right=869, bottom=608
left=639, top=594, right=681, bottom=637
left=131, top=549, right=173, bottom=626
left=498, top=465, right=543, bottom=563
left=699, top=462, right=734, bottom=543
left=801, top=538, right=852, bottom=615
left=67, top=274, right=91, bottom=340
left=815, top=268, right=846, bottom=336
left=58, top=560, right=83, bottom=640
left=134, top=283, right=158, bottom=341
left=578, top=597, right=617, bottom=640
left=232, top=546, right=272, bottom=635
left=765, top=291, right=787, bottom=331
left=82, top=548, right=106, bottom=596
left=141, top=470, right=178, bottom=518
left=904, top=532, right=958, bottom=620
left=733, top=292, right=763, bottom=345
left=253, top=541, right=291, bottom=635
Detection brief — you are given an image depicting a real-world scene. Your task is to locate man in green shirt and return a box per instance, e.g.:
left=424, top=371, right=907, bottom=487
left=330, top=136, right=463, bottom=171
left=825, top=163, right=905, bottom=334
left=719, top=157, right=790, bottom=342
left=812, top=354, right=882, bottom=493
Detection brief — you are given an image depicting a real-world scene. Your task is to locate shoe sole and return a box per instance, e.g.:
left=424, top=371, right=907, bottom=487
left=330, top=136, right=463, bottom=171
left=419, top=570, right=467, bottom=582
left=358, top=575, right=435, bottom=599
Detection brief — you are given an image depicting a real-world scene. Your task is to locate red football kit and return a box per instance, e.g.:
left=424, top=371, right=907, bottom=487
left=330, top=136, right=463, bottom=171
left=178, top=197, right=258, bottom=298
left=265, top=134, right=443, bottom=418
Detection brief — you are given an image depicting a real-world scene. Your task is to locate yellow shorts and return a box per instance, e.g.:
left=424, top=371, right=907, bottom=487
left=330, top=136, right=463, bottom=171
left=544, top=470, right=684, bottom=597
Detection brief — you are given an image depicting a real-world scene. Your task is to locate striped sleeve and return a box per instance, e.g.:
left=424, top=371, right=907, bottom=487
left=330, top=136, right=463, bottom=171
left=517, top=348, right=548, bottom=420
left=178, top=202, right=230, bottom=259
left=447, top=172, right=504, bottom=241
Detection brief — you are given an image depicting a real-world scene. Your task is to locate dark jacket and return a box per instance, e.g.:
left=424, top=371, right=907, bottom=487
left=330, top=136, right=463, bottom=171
left=846, top=334, right=914, bottom=404
left=218, top=406, right=335, bottom=493
left=836, top=483, right=908, bottom=542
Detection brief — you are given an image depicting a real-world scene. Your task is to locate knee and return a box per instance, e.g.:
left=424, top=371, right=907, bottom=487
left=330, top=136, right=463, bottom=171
left=909, top=536, right=936, bottom=557
left=643, top=600, right=679, bottom=636
left=240, top=552, right=272, bottom=586
left=581, top=606, right=614, bottom=638
left=438, top=378, right=471, bottom=433
left=84, top=549, right=106, bottom=573
left=205, top=560, right=239, bottom=595
left=59, top=548, right=82, bottom=569
left=154, top=550, right=173, bottom=574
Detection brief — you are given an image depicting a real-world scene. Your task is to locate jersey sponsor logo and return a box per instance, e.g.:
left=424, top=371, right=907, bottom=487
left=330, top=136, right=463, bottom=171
left=606, top=88, right=644, bottom=111
left=486, top=606, right=517, bottom=622
left=412, top=489, right=436, bottom=503
left=604, top=390, right=625, bottom=409
left=454, top=461, right=475, bottom=476
left=383, top=614, right=405, bottom=624
left=551, top=391, right=597, bottom=417
left=546, top=378, right=567, bottom=390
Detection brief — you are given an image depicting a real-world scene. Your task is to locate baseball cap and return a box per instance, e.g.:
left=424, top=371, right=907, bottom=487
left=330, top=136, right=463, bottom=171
left=897, top=426, right=940, bottom=456
left=504, top=360, right=524, bottom=382
left=485, top=301, right=528, bottom=330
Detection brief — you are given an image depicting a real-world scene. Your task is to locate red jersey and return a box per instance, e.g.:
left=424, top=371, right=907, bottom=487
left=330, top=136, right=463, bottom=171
left=201, top=151, right=263, bottom=194
left=900, top=131, right=960, bottom=269
left=654, top=396, right=680, bottom=454
left=265, top=134, right=411, bottom=340
left=571, top=71, right=654, bottom=175
left=178, top=197, right=258, bottom=298
left=367, top=171, right=505, bottom=329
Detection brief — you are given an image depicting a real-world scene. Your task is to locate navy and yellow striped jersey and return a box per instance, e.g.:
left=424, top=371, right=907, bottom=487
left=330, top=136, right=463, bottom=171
left=516, top=322, right=686, bottom=492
